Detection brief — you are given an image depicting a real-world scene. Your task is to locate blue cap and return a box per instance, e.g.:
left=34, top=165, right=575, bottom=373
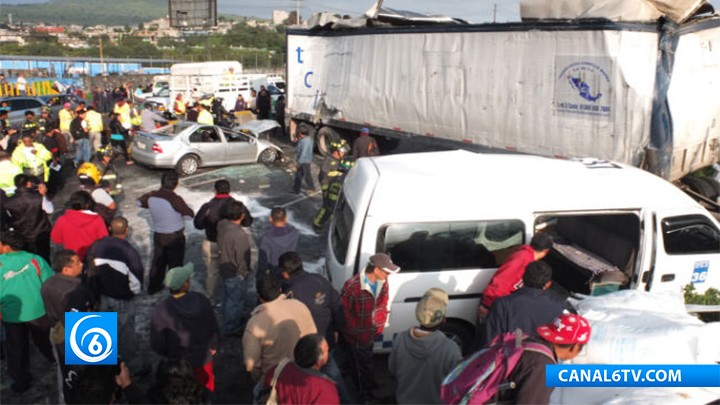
left=360, top=127, right=370, bottom=135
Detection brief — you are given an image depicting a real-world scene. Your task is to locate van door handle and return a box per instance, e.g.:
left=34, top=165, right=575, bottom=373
left=660, top=274, right=675, bottom=282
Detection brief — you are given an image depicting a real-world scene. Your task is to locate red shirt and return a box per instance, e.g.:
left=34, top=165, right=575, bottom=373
left=481, top=245, right=535, bottom=308
left=264, top=362, right=339, bottom=405
left=341, top=273, right=389, bottom=345
left=50, top=209, right=108, bottom=260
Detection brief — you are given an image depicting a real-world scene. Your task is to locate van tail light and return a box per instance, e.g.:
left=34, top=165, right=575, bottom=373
left=152, top=143, right=163, bottom=153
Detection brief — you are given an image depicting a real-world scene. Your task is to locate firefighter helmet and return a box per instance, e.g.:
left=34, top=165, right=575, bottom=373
left=77, top=162, right=101, bottom=185
left=330, top=139, right=350, bottom=154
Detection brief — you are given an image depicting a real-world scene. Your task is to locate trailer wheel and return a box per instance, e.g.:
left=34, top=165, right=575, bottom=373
left=699, top=177, right=720, bottom=200
left=317, top=126, right=340, bottom=156
left=682, top=175, right=717, bottom=200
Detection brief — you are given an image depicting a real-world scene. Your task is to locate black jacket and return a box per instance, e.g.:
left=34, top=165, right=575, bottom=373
left=193, top=195, right=252, bottom=242
left=85, top=236, right=144, bottom=300
left=282, top=270, right=345, bottom=346
left=483, top=287, right=571, bottom=348
left=70, top=116, right=88, bottom=140
left=150, top=291, right=219, bottom=367
left=3, top=187, right=52, bottom=239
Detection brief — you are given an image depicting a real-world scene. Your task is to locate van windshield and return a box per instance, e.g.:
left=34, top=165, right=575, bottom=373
left=379, top=220, right=525, bottom=272
left=331, top=192, right=354, bottom=265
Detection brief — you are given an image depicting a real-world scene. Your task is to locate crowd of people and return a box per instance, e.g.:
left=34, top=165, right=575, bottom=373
left=0, top=81, right=592, bottom=405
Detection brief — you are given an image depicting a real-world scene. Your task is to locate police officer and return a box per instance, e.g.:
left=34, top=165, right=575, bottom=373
left=312, top=139, right=352, bottom=232
left=0, top=109, right=18, bottom=152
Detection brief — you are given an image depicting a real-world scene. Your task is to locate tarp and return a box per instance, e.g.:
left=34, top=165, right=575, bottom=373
left=521, top=0, right=709, bottom=23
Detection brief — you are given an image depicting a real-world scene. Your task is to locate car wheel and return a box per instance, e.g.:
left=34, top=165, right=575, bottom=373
left=439, top=320, right=475, bottom=356
left=258, top=148, right=278, bottom=164
left=317, top=126, right=340, bottom=156
left=176, top=154, right=199, bottom=175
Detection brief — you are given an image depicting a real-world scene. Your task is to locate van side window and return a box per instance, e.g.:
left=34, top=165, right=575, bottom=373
left=662, top=215, right=720, bottom=255
left=378, top=220, right=524, bottom=272
left=331, top=193, right=354, bottom=264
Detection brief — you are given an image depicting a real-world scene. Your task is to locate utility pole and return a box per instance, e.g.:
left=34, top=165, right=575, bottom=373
left=99, top=37, right=105, bottom=77
left=296, top=0, right=300, bottom=24
left=493, top=2, right=497, bottom=23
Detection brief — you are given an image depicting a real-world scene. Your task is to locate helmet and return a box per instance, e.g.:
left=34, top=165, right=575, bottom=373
left=330, top=139, right=350, bottom=154
left=77, top=162, right=101, bottom=185
left=41, top=106, right=51, bottom=114
left=96, top=145, right=114, bottom=160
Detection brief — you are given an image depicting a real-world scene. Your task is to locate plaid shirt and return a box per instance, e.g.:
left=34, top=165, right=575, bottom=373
left=341, top=273, right=389, bottom=345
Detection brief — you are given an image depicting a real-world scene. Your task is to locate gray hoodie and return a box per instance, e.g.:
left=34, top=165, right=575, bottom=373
left=388, top=328, right=462, bottom=404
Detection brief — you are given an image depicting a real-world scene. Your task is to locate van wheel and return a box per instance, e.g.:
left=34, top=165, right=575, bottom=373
left=440, top=320, right=475, bottom=356
left=682, top=175, right=717, bottom=200
left=176, top=154, right=200, bottom=176
left=317, top=126, right=340, bottom=157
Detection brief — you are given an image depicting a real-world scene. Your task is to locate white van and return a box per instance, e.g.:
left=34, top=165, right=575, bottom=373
left=326, top=150, right=720, bottom=352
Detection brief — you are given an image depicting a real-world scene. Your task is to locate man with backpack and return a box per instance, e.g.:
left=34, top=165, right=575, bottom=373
left=441, top=313, right=591, bottom=405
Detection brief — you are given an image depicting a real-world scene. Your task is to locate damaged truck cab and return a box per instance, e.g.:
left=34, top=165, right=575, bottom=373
left=325, top=151, right=720, bottom=352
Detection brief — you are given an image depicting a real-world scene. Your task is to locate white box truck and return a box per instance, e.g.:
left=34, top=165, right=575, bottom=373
left=286, top=9, right=720, bottom=202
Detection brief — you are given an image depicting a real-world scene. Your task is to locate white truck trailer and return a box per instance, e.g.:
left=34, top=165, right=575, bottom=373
left=286, top=5, right=720, bottom=201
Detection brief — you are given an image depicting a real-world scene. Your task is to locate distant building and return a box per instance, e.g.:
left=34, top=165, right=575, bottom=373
left=272, top=10, right=290, bottom=25
left=287, top=11, right=300, bottom=25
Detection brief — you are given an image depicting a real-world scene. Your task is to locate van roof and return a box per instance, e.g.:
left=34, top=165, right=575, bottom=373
left=350, top=150, right=701, bottom=220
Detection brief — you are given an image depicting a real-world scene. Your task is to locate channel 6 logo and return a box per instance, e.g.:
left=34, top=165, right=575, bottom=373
left=65, top=312, right=117, bottom=365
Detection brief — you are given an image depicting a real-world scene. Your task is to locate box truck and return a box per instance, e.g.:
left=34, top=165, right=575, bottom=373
left=286, top=5, right=720, bottom=204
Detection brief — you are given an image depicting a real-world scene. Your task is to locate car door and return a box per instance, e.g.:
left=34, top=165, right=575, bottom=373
left=649, top=210, right=720, bottom=294
left=220, top=127, right=258, bottom=163
left=187, top=126, right=226, bottom=166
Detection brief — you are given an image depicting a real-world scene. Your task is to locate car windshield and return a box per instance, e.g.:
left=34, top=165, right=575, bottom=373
left=154, top=122, right=192, bottom=136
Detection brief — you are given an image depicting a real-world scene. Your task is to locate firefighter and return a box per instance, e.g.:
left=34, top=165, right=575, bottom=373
left=312, top=139, right=352, bottom=232
left=76, top=146, right=121, bottom=224
left=11, top=132, right=52, bottom=182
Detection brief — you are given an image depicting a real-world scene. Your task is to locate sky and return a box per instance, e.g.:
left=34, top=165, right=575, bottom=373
left=4, top=0, right=720, bottom=24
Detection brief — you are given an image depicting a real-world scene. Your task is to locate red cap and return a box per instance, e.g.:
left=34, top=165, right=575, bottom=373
left=537, top=313, right=591, bottom=345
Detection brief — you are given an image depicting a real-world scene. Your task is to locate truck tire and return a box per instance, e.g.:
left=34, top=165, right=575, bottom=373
left=682, top=175, right=717, bottom=200
left=316, top=126, right=340, bottom=156
left=176, top=154, right=200, bottom=176
left=439, top=320, right=474, bottom=355
left=699, top=177, right=720, bottom=200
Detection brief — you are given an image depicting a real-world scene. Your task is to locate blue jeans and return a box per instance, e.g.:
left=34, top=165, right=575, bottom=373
left=223, top=275, right=254, bottom=334
left=322, top=349, right=353, bottom=404
left=74, top=138, right=91, bottom=165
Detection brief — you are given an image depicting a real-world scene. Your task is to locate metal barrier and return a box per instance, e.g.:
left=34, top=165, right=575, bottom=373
left=0, top=80, right=58, bottom=97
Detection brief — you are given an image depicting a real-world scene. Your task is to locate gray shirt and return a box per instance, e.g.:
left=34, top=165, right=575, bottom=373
left=140, top=109, right=169, bottom=132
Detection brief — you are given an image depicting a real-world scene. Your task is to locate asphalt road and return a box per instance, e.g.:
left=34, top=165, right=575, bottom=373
left=0, top=129, right=445, bottom=404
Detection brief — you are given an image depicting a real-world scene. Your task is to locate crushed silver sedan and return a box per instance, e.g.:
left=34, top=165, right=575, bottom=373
left=131, top=120, right=284, bottom=175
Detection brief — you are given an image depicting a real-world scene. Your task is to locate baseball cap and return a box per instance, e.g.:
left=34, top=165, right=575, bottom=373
left=360, top=127, right=370, bottom=135
left=369, top=253, right=400, bottom=274
left=164, top=263, right=194, bottom=290
left=416, top=288, right=449, bottom=328
left=537, top=313, right=591, bottom=345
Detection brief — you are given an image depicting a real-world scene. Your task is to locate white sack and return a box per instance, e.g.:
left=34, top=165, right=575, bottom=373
left=568, top=290, right=720, bottom=365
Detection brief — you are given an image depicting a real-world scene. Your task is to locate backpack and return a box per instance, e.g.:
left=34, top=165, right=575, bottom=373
left=441, top=329, right=554, bottom=404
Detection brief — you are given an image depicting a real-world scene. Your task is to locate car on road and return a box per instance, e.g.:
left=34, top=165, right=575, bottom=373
left=0, top=94, right=86, bottom=127
left=131, top=119, right=284, bottom=175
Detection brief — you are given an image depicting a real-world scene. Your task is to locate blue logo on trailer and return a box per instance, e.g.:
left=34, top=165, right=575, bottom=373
left=65, top=312, right=117, bottom=365
left=555, top=57, right=612, bottom=118
left=691, top=261, right=709, bottom=284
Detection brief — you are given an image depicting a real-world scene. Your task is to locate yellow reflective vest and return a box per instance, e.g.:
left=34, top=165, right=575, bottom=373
left=86, top=110, right=104, bottom=132
left=11, top=142, right=52, bottom=182
left=114, top=103, right=131, bottom=129
left=59, top=108, right=73, bottom=132
left=197, top=109, right=214, bottom=125
left=0, top=159, right=22, bottom=195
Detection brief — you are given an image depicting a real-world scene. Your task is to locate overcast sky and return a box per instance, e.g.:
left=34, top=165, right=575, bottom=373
left=5, top=0, right=720, bottom=24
